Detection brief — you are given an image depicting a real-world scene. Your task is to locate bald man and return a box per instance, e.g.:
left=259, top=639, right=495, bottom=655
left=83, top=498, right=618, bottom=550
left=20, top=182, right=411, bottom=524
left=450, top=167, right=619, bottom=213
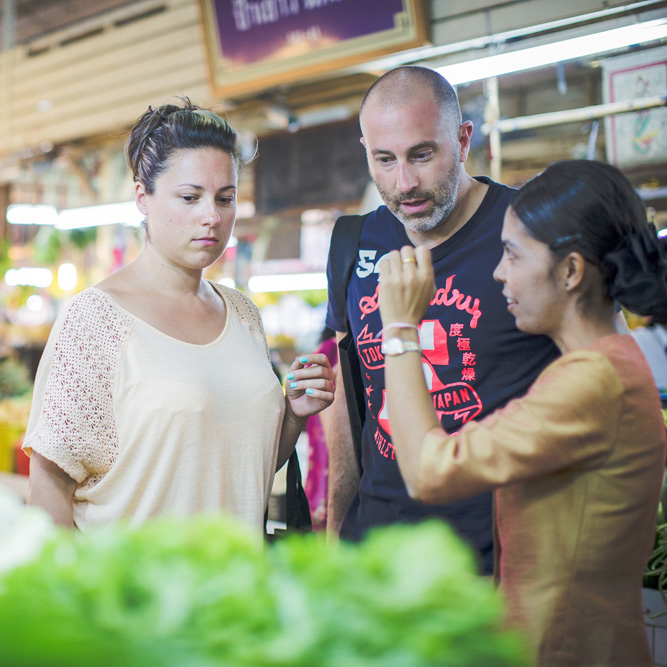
left=325, top=66, right=558, bottom=574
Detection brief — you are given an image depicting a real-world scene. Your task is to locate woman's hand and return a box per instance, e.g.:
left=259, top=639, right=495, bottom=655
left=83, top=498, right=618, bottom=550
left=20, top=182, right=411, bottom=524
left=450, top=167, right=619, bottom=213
left=284, top=353, right=335, bottom=419
left=378, top=245, right=435, bottom=330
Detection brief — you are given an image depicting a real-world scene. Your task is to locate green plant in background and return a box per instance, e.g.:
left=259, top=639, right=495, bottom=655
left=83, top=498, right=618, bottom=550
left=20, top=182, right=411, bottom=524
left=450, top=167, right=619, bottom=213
left=32, top=226, right=63, bottom=266
left=0, top=356, right=32, bottom=399
left=68, top=226, right=97, bottom=250
left=0, top=502, right=527, bottom=667
left=646, top=522, right=667, bottom=600
left=31, top=225, right=98, bottom=268
left=0, top=237, right=12, bottom=277
left=14, top=284, right=36, bottom=309
left=298, top=289, right=327, bottom=308
left=644, top=409, right=667, bottom=607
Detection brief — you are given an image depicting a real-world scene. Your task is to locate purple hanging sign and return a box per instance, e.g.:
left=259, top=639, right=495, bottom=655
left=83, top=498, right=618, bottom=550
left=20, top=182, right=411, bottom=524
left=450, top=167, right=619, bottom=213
left=199, top=0, right=429, bottom=97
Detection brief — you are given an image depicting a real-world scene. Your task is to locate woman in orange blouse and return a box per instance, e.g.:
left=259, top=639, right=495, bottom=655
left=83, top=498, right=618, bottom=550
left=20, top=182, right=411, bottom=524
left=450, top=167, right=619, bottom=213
left=377, top=160, right=667, bottom=666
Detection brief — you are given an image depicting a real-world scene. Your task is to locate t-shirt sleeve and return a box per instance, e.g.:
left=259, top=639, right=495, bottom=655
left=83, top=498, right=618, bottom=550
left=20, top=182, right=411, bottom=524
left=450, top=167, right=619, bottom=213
left=413, top=352, right=624, bottom=504
left=23, top=290, right=133, bottom=484
left=325, top=218, right=354, bottom=334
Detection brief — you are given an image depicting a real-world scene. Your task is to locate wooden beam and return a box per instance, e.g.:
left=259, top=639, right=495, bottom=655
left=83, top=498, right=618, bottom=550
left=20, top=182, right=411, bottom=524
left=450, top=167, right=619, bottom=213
left=483, top=94, right=667, bottom=134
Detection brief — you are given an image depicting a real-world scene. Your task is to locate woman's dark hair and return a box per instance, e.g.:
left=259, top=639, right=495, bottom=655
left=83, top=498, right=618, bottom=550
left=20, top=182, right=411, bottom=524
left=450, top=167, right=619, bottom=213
left=126, top=97, right=241, bottom=194
left=512, top=159, right=667, bottom=319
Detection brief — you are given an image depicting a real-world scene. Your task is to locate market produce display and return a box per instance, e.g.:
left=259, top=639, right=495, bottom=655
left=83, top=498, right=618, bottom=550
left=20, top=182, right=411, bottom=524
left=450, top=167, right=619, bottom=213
left=645, top=412, right=667, bottom=604
left=0, top=489, right=526, bottom=666
left=0, top=356, right=32, bottom=473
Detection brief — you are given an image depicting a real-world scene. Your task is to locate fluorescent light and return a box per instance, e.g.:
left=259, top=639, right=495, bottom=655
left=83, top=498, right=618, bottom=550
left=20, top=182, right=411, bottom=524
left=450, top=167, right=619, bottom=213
left=297, top=104, right=352, bottom=128
left=6, top=202, right=143, bottom=229
left=248, top=272, right=327, bottom=293
left=57, top=263, right=78, bottom=291
left=5, top=267, right=53, bottom=288
left=10, top=201, right=254, bottom=231
left=6, top=204, right=58, bottom=226
left=436, top=19, right=667, bottom=85
left=56, top=201, right=143, bottom=230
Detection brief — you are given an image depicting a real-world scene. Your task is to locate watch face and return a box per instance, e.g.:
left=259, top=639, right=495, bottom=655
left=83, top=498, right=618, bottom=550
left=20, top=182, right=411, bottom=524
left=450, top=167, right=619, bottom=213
left=386, top=339, right=398, bottom=354
left=382, top=338, right=420, bottom=355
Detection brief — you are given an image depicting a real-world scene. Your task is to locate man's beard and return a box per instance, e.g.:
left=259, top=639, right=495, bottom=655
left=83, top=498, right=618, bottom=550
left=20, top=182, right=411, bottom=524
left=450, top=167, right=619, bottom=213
left=376, top=164, right=461, bottom=234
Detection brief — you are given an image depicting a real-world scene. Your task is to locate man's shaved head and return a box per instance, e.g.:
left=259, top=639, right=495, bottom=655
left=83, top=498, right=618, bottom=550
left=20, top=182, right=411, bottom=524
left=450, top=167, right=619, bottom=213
left=360, top=66, right=462, bottom=129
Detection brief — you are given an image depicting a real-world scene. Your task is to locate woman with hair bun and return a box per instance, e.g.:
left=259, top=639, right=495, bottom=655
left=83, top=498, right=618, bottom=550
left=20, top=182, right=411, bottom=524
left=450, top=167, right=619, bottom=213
left=23, top=99, right=334, bottom=532
left=377, top=159, right=667, bottom=666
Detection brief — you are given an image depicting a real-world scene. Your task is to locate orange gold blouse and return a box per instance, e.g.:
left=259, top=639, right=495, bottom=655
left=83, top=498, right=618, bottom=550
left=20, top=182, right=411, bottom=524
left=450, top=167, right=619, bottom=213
left=417, top=335, right=666, bottom=666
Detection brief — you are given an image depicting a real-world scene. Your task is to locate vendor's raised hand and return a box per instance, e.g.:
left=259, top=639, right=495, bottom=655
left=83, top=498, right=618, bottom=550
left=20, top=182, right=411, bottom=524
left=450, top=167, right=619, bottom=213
left=378, top=245, right=435, bottom=329
left=284, top=353, right=335, bottom=420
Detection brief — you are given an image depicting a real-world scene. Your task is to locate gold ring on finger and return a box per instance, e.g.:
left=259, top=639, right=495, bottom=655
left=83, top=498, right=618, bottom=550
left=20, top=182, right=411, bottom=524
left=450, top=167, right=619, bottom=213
left=402, top=257, right=417, bottom=264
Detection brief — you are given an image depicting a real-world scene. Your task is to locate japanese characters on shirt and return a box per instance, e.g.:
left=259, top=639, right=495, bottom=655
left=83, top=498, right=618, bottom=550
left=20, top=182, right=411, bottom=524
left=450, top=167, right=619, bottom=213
left=354, top=249, right=483, bottom=461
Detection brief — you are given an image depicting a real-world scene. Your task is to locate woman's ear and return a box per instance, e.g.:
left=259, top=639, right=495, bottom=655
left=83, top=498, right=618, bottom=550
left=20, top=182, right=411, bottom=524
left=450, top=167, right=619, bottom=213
left=562, top=252, right=586, bottom=292
left=135, top=181, right=148, bottom=216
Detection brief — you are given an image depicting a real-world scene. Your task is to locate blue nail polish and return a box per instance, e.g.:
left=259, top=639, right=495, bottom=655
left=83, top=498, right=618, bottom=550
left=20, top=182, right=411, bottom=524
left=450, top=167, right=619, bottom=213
left=286, top=372, right=294, bottom=380
left=290, top=382, right=298, bottom=389
left=306, top=388, right=314, bottom=395
left=300, top=356, right=308, bottom=364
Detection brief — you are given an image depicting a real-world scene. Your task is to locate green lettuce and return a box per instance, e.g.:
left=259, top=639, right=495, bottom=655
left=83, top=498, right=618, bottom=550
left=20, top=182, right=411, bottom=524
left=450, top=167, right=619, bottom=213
left=0, top=503, right=526, bottom=666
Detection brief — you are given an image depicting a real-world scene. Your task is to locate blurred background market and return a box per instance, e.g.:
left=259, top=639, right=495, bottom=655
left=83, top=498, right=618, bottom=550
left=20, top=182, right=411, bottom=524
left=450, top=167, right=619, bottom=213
left=0, top=0, right=665, bottom=516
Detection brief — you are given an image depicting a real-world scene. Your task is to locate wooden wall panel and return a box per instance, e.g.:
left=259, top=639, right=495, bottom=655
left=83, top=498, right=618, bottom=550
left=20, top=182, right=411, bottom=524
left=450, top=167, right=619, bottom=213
left=429, top=0, right=663, bottom=50
left=13, top=44, right=206, bottom=131
left=1, top=0, right=662, bottom=161
left=430, top=0, right=639, bottom=22
left=0, top=0, right=214, bottom=157
left=0, top=50, right=17, bottom=156
left=6, top=0, right=136, bottom=45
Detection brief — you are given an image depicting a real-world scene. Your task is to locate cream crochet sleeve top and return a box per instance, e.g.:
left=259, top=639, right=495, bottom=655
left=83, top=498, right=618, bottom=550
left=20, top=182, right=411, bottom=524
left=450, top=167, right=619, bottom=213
left=24, top=289, right=135, bottom=488
left=23, top=284, right=271, bottom=491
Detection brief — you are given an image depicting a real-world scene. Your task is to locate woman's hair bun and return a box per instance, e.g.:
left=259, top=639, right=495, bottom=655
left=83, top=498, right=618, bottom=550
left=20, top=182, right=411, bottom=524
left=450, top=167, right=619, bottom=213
left=606, top=226, right=667, bottom=320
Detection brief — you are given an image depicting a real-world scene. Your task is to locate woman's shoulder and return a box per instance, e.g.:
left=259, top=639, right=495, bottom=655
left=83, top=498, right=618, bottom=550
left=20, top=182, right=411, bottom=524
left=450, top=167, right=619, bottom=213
left=54, top=288, right=136, bottom=348
left=542, top=344, right=619, bottom=375
left=536, top=334, right=661, bottom=407
left=536, top=344, right=625, bottom=404
left=67, top=287, right=133, bottom=321
left=35, top=287, right=136, bottom=381
left=209, top=282, right=267, bottom=347
left=210, top=282, right=261, bottom=320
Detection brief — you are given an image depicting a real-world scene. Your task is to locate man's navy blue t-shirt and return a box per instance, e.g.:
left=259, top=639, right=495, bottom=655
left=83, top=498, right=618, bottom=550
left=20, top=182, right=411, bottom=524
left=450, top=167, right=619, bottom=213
left=326, top=178, right=559, bottom=574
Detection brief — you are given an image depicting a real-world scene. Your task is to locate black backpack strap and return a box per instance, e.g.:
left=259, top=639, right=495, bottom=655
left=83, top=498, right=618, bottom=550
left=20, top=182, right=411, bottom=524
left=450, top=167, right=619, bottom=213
left=265, top=448, right=312, bottom=541
left=328, top=215, right=366, bottom=330
left=327, top=214, right=368, bottom=472
left=284, top=450, right=312, bottom=533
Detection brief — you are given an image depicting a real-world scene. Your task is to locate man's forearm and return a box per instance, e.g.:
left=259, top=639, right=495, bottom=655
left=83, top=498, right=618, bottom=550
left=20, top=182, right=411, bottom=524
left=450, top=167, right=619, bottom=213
left=326, top=356, right=360, bottom=535
left=327, top=443, right=359, bottom=534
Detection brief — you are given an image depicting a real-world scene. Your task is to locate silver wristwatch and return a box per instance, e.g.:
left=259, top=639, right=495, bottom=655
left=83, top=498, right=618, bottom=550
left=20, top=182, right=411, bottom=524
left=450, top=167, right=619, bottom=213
left=381, top=337, right=422, bottom=356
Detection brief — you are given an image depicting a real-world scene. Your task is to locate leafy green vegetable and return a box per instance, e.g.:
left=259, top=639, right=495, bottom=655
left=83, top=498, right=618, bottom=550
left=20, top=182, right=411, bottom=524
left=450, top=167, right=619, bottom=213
left=0, top=508, right=526, bottom=666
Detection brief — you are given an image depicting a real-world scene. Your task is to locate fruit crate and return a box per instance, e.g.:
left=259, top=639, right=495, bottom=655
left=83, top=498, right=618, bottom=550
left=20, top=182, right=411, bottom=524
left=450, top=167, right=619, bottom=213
left=0, top=423, right=26, bottom=473
left=0, top=395, right=31, bottom=473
